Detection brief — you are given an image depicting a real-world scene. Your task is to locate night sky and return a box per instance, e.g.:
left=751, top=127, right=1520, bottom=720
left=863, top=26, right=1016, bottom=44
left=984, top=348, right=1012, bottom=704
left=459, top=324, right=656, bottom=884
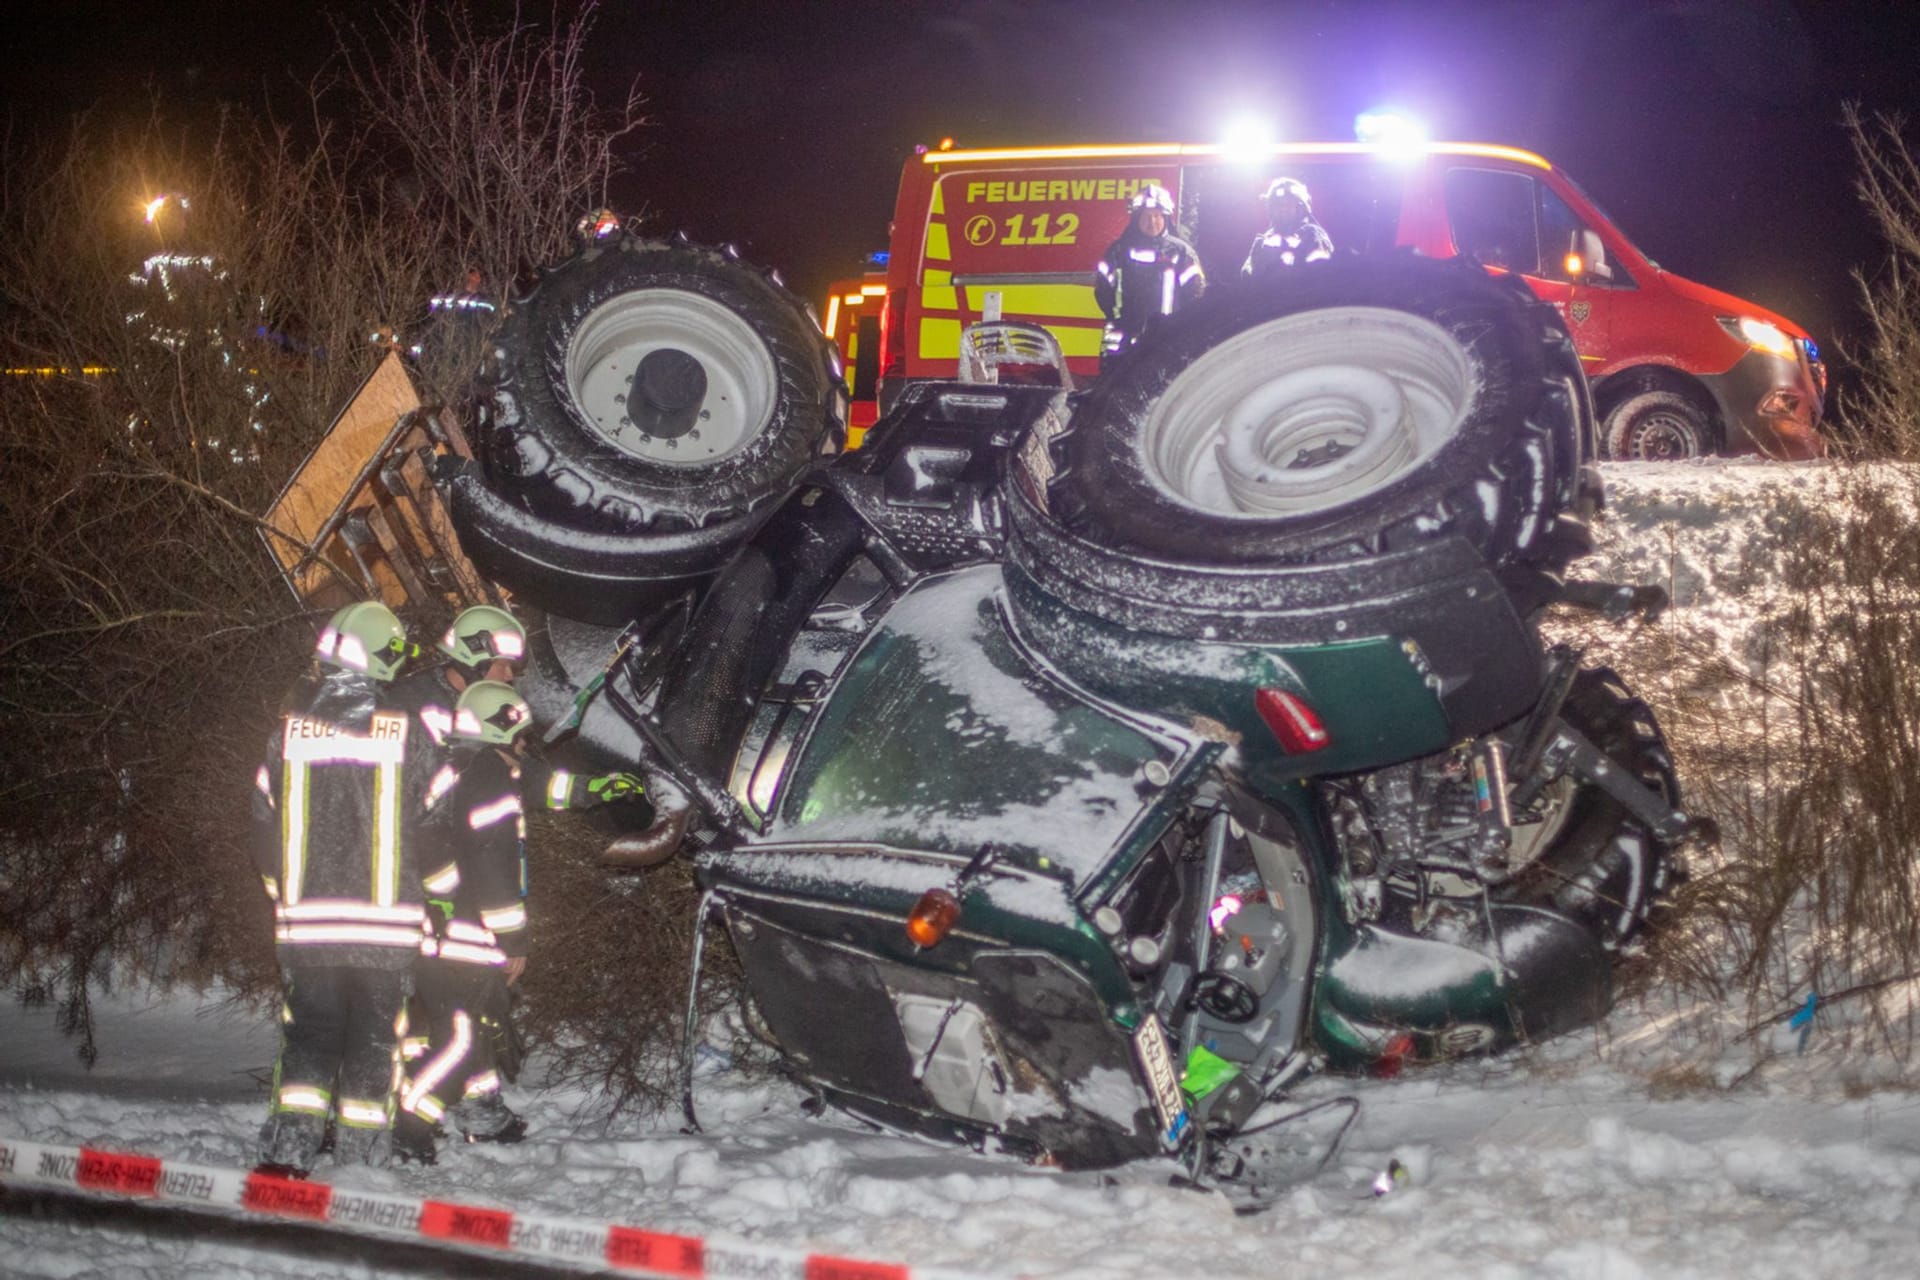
left=10, top=0, right=1920, bottom=380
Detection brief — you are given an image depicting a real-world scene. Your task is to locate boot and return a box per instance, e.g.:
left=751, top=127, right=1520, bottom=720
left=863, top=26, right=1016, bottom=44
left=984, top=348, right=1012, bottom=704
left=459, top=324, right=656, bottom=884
left=391, top=1111, right=440, bottom=1166
left=251, top=1162, right=310, bottom=1181
left=257, top=1111, right=325, bottom=1178
left=452, top=1092, right=527, bottom=1144
left=466, top=1111, right=527, bottom=1145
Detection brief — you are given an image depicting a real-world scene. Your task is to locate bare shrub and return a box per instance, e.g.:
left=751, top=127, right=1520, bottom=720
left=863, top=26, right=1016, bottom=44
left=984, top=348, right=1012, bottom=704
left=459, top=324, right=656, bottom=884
left=1764, top=469, right=1920, bottom=1057
left=1844, top=104, right=1920, bottom=458
left=1564, top=464, right=1920, bottom=1081
left=514, top=817, right=755, bottom=1120
left=0, top=3, right=650, bottom=1076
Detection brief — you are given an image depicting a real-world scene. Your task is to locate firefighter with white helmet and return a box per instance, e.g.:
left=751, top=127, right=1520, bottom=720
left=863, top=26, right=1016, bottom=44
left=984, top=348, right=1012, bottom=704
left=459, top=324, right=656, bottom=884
left=252, top=601, right=435, bottom=1176
left=389, top=603, right=527, bottom=755
left=390, top=603, right=643, bottom=809
left=387, top=607, right=646, bottom=1162
left=394, top=680, right=540, bottom=1159
left=1093, top=183, right=1206, bottom=368
left=1243, top=176, right=1334, bottom=277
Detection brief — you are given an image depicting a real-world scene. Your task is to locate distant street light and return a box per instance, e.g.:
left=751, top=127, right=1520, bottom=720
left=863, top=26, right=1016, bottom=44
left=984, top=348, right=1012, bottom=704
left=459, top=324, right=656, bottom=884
left=141, top=192, right=189, bottom=224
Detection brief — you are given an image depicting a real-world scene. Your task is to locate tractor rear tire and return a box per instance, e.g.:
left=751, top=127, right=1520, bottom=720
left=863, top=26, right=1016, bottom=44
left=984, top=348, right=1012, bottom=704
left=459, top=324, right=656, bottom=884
left=1039, top=255, right=1591, bottom=574
left=476, top=238, right=846, bottom=536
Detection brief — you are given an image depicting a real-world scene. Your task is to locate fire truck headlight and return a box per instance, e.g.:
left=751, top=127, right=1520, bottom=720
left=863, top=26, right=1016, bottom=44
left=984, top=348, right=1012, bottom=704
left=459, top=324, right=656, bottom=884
left=1719, top=315, right=1795, bottom=359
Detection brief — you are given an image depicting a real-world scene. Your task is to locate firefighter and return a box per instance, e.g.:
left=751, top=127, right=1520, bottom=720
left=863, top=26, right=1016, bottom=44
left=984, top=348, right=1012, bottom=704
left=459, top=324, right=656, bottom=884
left=409, top=267, right=498, bottom=367
left=577, top=207, right=624, bottom=243
left=1093, top=183, right=1205, bottom=368
left=390, top=603, right=645, bottom=813
left=1242, top=176, right=1333, bottom=277
left=394, top=681, right=539, bottom=1159
left=390, top=604, right=527, bottom=754
left=253, top=601, right=432, bottom=1177
left=388, top=613, right=645, bottom=1163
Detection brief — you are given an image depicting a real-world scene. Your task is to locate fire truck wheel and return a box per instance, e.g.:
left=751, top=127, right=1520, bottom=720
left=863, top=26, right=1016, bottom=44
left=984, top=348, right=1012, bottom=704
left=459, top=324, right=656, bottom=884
left=477, top=238, right=847, bottom=534
left=1495, top=666, right=1680, bottom=948
left=1602, top=388, right=1717, bottom=460
left=1043, top=255, right=1588, bottom=573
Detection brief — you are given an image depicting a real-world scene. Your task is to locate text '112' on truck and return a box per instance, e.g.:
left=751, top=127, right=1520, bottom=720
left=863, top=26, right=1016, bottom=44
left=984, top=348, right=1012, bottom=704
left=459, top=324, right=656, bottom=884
left=825, top=138, right=1825, bottom=459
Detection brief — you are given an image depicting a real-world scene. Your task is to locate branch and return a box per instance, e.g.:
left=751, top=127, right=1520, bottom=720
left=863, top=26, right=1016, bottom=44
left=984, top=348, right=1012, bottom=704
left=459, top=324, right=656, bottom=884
left=0, top=609, right=214, bottom=666
left=95, top=468, right=360, bottom=594
left=1735, top=970, right=1920, bottom=1042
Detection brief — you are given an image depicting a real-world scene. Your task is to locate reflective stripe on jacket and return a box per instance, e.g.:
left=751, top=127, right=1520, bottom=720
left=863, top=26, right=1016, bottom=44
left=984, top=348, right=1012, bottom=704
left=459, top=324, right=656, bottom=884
left=1094, top=230, right=1206, bottom=335
left=252, top=667, right=432, bottom=964
left=420, top=744, right=530, bottom=966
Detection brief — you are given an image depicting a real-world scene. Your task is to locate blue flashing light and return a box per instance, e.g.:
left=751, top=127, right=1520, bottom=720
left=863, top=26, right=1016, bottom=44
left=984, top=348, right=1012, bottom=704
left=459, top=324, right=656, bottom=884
left=1355, top=110, right=1428, bottom=148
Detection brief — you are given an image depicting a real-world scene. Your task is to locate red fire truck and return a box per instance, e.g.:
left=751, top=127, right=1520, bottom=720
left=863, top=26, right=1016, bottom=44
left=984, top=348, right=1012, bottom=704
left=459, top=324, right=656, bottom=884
left=820, top=256, right=889, bottom=448
left=860, top=140, right=1826, bottom=460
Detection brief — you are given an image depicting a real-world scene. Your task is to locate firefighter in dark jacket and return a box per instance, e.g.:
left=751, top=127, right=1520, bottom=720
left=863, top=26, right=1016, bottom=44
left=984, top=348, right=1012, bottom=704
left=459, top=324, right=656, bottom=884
left=389, top=604, right=525, bottom=756
left=1242, top=176, right=1333, bottom=277
left=395, top=681, right=538, bottom=1158
left=389, top=602, right=646, bottom=814
left=1093, top=183, right=1205, bottom=369
left=253, top=601, right=430, bottom=1176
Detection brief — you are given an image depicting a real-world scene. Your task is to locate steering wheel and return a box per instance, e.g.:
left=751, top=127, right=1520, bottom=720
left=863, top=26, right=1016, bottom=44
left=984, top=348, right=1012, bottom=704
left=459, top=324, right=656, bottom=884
left=1191, top=971, right=1261, bottom=1023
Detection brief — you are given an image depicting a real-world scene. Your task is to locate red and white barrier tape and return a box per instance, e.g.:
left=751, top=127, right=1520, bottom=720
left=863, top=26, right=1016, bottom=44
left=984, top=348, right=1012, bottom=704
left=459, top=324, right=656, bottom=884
left=0, top=1135, right=1004, bottom=1279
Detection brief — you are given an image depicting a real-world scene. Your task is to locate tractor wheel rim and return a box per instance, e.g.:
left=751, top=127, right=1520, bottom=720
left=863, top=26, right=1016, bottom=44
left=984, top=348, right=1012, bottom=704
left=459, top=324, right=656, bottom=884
left=1139, top=307, right=1476, bottom=518
left=565, top=289, right=778, bottom=466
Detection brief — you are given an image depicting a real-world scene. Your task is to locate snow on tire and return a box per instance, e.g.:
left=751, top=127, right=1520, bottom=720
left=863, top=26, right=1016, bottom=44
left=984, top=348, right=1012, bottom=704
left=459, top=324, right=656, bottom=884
left=477, top=237, right=846, bottom=535
left=1042, top=254, right=1592, bottom=572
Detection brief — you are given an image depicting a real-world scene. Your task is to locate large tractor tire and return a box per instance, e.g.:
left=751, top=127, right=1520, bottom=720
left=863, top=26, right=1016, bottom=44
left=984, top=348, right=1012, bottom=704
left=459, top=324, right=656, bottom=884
left=1039, top=255, right=1593, bottom=573
left=458, top=236, right=846, bottom=621
left=476, top=237, right=845, bottom=533
left=1496, top=666, right=1680, bottom=948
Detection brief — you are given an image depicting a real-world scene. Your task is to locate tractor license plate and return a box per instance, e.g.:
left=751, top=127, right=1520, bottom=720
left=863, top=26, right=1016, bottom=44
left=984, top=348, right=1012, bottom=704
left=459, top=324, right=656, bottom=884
left=1132, top=1013, right=1188, bottom=1148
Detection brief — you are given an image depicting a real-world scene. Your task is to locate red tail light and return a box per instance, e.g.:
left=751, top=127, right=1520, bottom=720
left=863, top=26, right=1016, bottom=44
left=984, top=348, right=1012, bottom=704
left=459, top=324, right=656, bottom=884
left=1372, top=1032, right=1417, bottom=1079
left=905, top=888, right=961, bottom=949
left=1254, top=687, right=1331, bottom=754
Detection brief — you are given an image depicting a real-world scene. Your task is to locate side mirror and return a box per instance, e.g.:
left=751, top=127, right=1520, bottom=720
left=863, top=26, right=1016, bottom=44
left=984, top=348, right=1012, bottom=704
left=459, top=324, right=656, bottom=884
left=1564, top=228, right=1613, bottom=283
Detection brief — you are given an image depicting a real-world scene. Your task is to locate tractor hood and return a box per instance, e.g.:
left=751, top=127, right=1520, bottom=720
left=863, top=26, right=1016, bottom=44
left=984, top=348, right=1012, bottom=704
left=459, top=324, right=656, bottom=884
left=762, top=563, right=1202, bottom=887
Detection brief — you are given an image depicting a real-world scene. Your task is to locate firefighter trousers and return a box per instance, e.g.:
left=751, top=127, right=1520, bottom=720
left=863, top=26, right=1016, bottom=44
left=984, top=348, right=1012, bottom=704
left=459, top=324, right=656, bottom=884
left=260, top=963, right=410, bottom=1171
left=402, top=957, right=512, bottom=1134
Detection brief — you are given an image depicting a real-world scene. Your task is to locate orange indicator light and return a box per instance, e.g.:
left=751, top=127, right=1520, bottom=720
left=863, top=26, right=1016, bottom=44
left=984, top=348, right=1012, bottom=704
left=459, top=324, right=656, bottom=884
left=905, top=888, right=962, bottom=949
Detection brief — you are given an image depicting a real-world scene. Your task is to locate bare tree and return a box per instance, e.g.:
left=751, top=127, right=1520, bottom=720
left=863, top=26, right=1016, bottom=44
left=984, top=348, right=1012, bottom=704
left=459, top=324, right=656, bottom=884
left=0, top=2, right=645, bottom=1058
left=1844, top=103, right=1920, bottom=457
left=331, top=3, right=642, bottom=325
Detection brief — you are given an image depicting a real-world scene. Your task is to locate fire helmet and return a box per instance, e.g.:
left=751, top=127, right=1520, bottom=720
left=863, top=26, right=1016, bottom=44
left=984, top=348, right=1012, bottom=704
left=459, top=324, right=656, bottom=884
left=1262, top=177, right=1313, bottom=215
left=1129, top=184, right=1176, bottom=219
left=451, top=680, right=533, bottom=746
left=316, top=601, right=409, bottom=682
left=438, top=604, right=527, bottom=674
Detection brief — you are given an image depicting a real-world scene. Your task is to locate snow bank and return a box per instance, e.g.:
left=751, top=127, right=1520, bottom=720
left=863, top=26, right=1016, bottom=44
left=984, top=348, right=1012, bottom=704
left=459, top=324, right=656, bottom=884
left=5, top=1017, right=1920, bottom=1278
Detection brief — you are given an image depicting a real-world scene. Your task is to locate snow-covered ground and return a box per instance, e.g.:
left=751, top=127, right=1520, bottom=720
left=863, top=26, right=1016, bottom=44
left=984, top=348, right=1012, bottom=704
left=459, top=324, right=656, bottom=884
left=7, top=460, right=1920, bottom=1279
